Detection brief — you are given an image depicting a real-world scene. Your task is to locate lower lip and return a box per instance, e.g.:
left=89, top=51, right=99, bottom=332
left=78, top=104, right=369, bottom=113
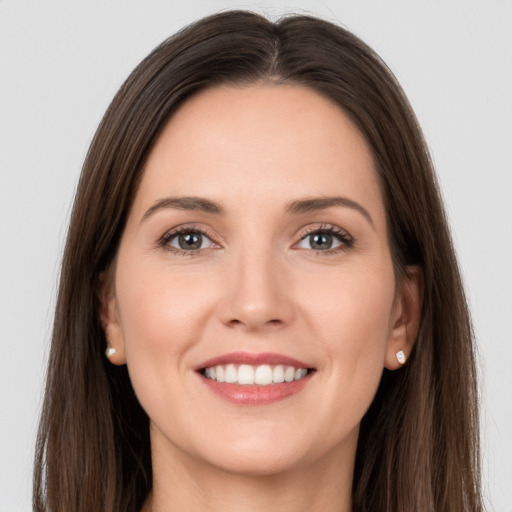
left=199, top=373, right=313, bottom=405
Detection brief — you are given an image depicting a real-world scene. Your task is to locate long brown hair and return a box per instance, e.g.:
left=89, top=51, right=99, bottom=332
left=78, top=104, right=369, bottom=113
left=34, top=10, right=481, bottom=512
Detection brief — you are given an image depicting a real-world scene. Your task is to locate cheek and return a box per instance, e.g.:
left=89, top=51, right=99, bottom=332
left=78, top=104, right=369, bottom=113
left=301, top=259, right=395, bottom=339
left=114, top=256, right=222, bottom=400
left=117, top=268, right=214, bottom=358
left=297, top=260, right=395, bottom=410
left=113, top=260, right=223, bottom=430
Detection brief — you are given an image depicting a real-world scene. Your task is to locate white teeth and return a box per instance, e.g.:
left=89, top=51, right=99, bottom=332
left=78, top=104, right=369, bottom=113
left=294, top=368, right=307, bottom=381
left=203, top=363, right=310, bottom=385
left=225, top=364, right=237, bottom=383
left=215, top=365, right=225, bottom=383
left=272, top=365, right=285, bottom=383
left=284, top=366, right=295, bottom=382
left=254, top=364, right=273, bottom=385
left=238, top=364, right=254, bottom=385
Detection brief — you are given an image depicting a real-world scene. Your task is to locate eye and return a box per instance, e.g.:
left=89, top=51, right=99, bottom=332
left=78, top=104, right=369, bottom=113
left=161, top=228, right=216, bottom=253
left=296, top=226, right=352, bottom=252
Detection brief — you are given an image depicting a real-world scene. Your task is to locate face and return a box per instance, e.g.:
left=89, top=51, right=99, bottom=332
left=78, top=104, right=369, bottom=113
left=102, top=84, right=419, bottom=477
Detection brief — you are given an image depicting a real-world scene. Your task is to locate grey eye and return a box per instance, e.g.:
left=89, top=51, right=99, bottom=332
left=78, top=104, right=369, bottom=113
left=297, top=232, right=343, bottom=251
left=310, top=233, right=333, bottom=250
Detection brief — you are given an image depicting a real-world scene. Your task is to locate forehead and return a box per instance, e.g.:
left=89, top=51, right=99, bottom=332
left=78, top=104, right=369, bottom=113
left=133, top=84, right=384, bottom=224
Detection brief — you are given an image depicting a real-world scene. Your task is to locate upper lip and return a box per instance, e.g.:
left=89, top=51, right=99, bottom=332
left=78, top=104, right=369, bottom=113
left=195, top=352, right=313, bottom=371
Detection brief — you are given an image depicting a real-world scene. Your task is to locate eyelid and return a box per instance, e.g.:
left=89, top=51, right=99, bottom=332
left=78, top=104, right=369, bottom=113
left=158, top=224, right=221, bottom=253
left=293, top=223, right=354, bottom=252
left=156, top=222, right=353, bottom=255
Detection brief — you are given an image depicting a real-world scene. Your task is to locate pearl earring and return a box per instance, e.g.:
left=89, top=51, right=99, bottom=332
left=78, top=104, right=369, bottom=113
left=396, top=350, right=406, bottom=365
left=105, top=347, right=117, bottom=359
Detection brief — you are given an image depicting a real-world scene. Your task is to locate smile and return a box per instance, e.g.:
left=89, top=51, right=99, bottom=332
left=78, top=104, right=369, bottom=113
left=202, top=364, right=309, bottom=385
left=196, top=352, right=315, bottom=405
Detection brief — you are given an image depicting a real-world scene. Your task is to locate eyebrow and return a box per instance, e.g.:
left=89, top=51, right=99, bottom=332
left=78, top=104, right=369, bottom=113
left=141, top=196, right=225, bottom=222
left=141, top=194, right=375, bottom=229
left=285, top=196, right=375, bottom=229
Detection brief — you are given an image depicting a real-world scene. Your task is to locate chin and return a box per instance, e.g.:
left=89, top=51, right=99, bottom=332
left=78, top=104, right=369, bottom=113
left=202, top=443, right=309, bottom=477
left=184, top=421, right=355, bottom=478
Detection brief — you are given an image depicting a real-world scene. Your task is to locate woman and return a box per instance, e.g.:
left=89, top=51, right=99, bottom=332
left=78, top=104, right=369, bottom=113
left=33, top=10, right=482, bottom=512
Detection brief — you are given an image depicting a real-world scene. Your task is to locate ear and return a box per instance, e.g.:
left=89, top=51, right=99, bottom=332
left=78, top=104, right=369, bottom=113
left=385, top=266, right=423, bottom=370
left=98, top=269, right=126, bottom=365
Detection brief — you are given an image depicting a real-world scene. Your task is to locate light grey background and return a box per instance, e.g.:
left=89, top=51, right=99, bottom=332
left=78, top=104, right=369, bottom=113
left=1, top=1, right=511, bottom=510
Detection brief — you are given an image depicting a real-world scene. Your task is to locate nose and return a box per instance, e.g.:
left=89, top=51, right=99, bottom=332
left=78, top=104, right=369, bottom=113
left=217, top=248, right=295, bottom=332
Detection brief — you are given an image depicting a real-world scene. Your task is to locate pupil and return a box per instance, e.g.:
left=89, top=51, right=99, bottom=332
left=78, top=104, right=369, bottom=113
left=311, top=233, right=332, bottom=250
left=179, top=233, right=201, bottom=250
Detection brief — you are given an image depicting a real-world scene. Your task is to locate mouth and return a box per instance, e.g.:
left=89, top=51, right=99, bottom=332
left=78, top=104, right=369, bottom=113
left=196, top=352, right=316, bottom=405
left=201, top=364, right=311, bottom=385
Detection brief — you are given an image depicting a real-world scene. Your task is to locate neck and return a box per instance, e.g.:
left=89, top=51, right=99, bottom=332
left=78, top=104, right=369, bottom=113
left=143, top=430, right=356, bottom=512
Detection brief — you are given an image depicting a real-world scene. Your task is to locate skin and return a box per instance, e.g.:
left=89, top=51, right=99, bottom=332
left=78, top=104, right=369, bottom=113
left=101, top=84, right=422, bottom=512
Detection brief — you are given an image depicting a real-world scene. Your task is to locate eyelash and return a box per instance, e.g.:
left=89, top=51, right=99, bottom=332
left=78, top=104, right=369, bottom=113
left=158, top=224, right=354, bottom=256
left=296, top=224, right=354, bottom=255
left=157, top=225, right=218, bottom=256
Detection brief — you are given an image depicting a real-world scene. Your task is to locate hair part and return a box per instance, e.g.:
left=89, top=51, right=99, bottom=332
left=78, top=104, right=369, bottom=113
left=34, top=10, right=481, bottom=512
